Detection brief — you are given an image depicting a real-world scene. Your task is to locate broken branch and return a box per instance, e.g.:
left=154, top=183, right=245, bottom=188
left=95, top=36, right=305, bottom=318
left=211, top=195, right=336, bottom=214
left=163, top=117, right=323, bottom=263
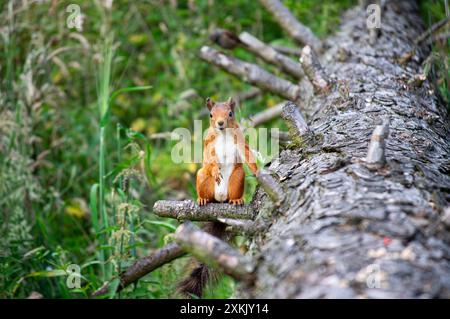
left=92, top=243, right=185, bottom=297
left=258, top=0, right=321, bottom=52
left=239, top=31, right=304, bottom=80
left=247, top=102, right=284, bottom=127
left=415, top=17, right=450, bottom=45
left=200, top=46, right=302, bottom=102
left=300, top=45, right=330, bottom=93
left=272, top=45, right=302, bottom=57
left=174, top=221, right=255, bottom=283
left=153, top=200, right=255, bottom=221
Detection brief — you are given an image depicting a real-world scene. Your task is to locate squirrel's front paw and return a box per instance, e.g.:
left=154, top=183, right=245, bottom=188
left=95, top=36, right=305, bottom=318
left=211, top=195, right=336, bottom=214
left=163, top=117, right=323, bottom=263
left=197, top=198, right=209, bottom=206
left=229, top=198, right=244, bottom=206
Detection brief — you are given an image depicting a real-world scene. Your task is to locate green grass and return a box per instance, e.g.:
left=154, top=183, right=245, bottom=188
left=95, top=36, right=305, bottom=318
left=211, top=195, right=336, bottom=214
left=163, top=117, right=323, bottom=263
left=0, top=0, right=447, bottom=299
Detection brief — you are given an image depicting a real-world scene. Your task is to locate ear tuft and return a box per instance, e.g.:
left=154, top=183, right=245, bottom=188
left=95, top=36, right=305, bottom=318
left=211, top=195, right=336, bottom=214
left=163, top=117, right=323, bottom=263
left=227, top=97, right=236, bottom=110
left=206, top=97, right=215, bottom=111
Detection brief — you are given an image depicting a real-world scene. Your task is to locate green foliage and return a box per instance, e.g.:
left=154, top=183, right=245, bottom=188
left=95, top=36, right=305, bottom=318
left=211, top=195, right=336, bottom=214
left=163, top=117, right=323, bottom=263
left=419, top=0, right=450, bottom=107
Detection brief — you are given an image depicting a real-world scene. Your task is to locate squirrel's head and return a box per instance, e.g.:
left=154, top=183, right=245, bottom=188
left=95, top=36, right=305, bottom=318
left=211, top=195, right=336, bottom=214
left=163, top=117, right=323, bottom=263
left=206, top=97, right=236, bottom=132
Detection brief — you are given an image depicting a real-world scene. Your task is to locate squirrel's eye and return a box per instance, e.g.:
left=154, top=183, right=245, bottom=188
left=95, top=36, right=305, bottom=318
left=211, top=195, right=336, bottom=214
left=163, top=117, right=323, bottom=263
left=209, top=113, right=213, bottom=118
left=229, top=111, right=233, bottom=117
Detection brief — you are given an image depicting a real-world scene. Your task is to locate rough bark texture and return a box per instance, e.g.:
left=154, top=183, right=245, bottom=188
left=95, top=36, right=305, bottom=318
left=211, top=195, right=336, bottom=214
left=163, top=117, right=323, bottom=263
left=154, top=200, right=255, bottom=221
left=238, top=1, right=450, bottom=298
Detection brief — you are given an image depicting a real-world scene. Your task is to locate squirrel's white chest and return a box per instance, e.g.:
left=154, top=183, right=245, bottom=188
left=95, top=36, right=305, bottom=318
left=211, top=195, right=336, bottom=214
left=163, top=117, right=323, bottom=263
left=213, top=132, right=240, bottom=202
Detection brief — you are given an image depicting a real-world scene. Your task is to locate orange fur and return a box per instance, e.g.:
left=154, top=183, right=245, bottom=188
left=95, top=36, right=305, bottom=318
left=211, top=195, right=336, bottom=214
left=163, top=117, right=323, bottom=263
left=196, top=97, right=258, bottom=206
left=180, top=97, right=258, bottom=298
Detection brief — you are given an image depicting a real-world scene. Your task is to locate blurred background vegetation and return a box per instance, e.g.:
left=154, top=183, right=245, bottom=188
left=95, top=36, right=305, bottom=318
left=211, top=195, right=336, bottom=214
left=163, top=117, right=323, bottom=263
left=0, top=0, right=448, bottom=299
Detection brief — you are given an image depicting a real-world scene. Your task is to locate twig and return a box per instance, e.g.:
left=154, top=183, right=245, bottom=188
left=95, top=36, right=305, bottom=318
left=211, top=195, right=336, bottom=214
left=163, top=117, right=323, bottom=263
left=153, top=200, right=255, bottom=221
left=256, top=169, right=285, bottom=206
left=236, top=87, right=261, bottom=102
left=239, top=32, right=304, bottom=79
left=92, top=243, right=185, bottom=297
left=174, top=222, right=255, bottom=283
left=200, top=46, right=302, bottom=102
left=424, top=31, right=450, bottom=45
left=415, top=17, right=450, bottom=45
left=272, top=45, right=302, bottom=57
left=366, top=119, right=390, bottom=167
left=258, top=0, right=321, bottom=52
left=247, top=102, right=284, bottom=127
left=300, top=45, right=330, bottom=93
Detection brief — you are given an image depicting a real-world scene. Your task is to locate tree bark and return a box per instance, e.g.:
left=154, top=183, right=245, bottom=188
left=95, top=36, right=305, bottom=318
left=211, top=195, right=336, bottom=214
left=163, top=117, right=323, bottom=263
left=237, top=0, right=450, bottom=298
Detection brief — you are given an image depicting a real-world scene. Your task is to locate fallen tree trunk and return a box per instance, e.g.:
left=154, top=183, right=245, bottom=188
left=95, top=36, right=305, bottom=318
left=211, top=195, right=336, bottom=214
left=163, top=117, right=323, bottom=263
left=237, top=0, right=450, bottom=298
left=110, top=0, right=450, bottom=299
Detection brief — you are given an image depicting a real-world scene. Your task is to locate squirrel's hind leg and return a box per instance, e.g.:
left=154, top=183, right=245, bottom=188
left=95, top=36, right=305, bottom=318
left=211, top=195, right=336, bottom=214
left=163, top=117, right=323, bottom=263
left=196, top=167, right=215, bottom=206
left=228, top=164, right=244, bottom=205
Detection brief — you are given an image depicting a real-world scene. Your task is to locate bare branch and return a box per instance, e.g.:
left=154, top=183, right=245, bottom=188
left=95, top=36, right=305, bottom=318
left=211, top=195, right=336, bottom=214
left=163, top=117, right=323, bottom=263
left=247, top=102, right=284, bottom=127
left=200, top=46, right=302, bottom=102
left=366, top=119, right=390, bottom=167
left=272, top=45, right=302, bottom=57
left=281, top=101, right=311, bottom=145
left=256, top=168, right=285, bottom=206
left=424, top=31, right=450, bottom=45
left=153, top=199, right=255, bottom=221
left=92, top=243, right=185, bottom=297
left=236, top=87, right=261, bottom=102
left=239, top=32, right=304, bottom=80
left=209, top=28, right=242, bottom=49
left=218, top=218, right=267, bottom=235
left=300, top=45, right=330, bottom=93
left=258, top=0, right=321, bottom=52
left=174, top=222, right=255, bottom=283
left=415, top=17, right=450, bottom=45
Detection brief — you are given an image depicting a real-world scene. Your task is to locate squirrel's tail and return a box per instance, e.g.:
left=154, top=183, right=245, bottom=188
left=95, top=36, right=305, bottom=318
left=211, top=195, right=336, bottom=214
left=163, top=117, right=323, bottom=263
left=177, top=221, right=226, bottom=298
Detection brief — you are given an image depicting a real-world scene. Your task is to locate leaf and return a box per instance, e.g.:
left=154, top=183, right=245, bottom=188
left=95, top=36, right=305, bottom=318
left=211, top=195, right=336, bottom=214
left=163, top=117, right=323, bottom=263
left=108, top=278, right=121, bottom=299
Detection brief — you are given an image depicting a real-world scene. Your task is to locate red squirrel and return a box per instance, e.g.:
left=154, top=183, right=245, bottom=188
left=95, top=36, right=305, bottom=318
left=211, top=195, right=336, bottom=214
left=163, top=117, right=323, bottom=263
left=197, top=97, right=258, bottom=206
left=177, top=97, right=258, bottom=297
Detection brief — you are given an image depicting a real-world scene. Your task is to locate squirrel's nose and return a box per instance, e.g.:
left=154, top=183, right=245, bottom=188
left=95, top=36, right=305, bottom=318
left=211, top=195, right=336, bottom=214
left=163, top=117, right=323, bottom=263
left=217, top=121, right=224, bottom=126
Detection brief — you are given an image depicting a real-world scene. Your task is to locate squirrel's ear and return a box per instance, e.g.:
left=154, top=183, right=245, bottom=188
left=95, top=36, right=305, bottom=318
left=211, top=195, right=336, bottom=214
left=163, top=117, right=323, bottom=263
left=227, top=97, right=236, bottom=110
left=206, top=97, right=215, bottom=110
